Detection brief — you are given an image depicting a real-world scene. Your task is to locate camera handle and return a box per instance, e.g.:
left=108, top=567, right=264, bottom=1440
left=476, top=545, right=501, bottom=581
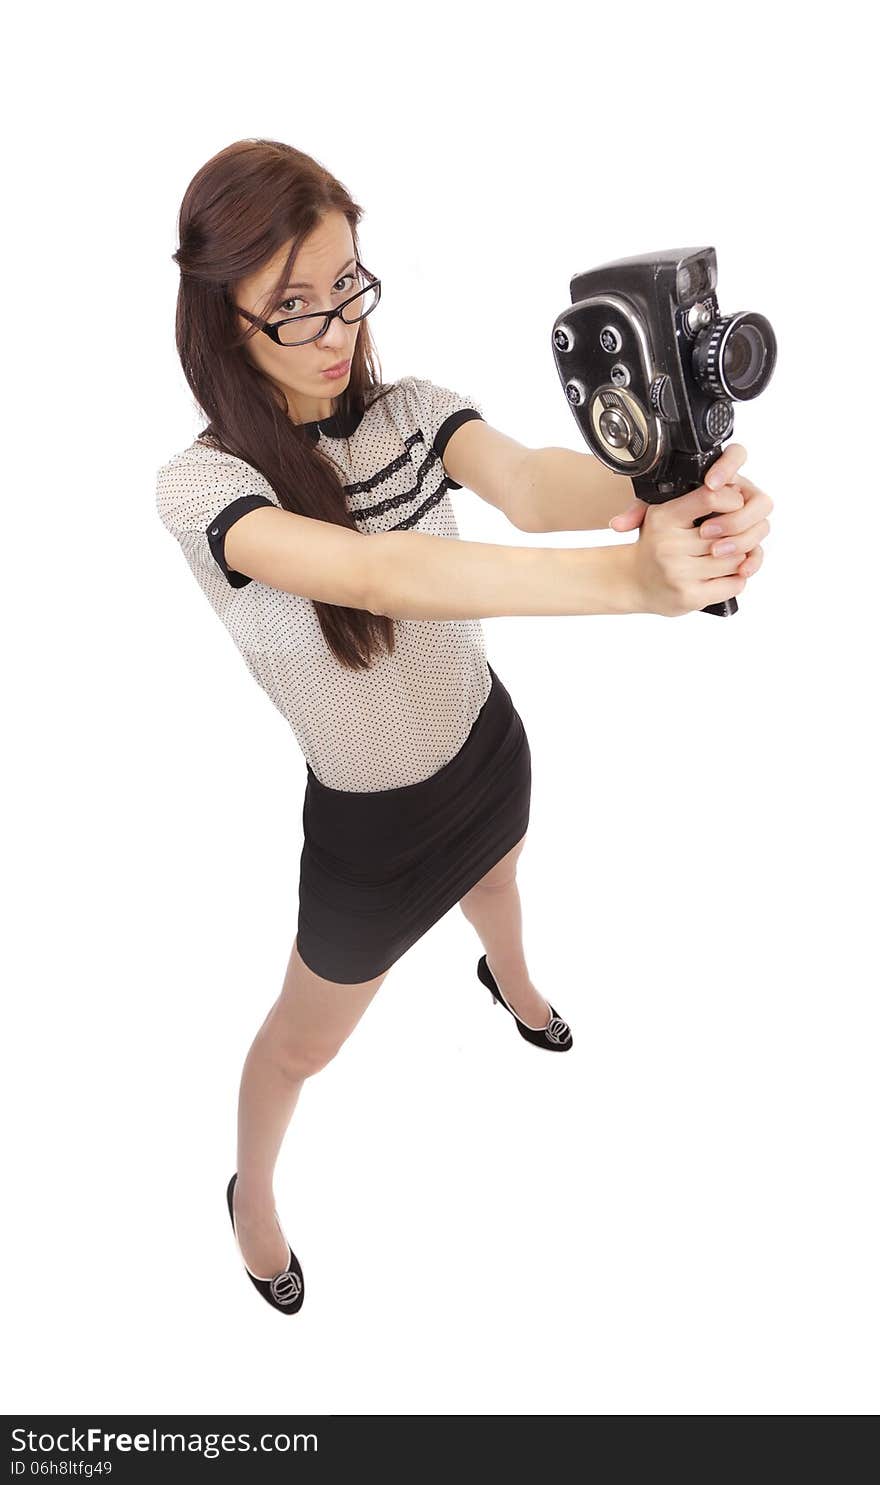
left=631, top=447, right=737, bottom=618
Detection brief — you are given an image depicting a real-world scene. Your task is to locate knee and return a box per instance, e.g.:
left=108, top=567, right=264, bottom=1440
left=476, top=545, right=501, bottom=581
left=480, top=869, right=518, bottom=893
left=459, top=836, right=527, bottom=906
left=460, top=869, right=518, bottom=906
left=262, top=1030, right=341, bottom=1081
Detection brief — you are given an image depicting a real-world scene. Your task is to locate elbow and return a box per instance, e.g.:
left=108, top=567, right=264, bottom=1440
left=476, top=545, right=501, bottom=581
left=514, top=505, right=546, bottom=534
left=510, top=459, right=543, bottom=534
left=517, top=514, right=545, bottom=534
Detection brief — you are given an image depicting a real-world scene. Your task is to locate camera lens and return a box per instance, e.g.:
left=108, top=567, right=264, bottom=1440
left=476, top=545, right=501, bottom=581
left=692, top=311, right=777, bottom=401
left=724, top=323, right=765, bottom=394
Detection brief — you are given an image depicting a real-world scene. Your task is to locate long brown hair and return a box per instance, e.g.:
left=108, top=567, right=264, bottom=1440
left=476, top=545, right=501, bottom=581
left=171, top=138, right=397, bottom=670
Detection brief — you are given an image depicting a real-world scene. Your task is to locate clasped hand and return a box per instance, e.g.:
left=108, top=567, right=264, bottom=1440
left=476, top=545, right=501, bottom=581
left=609, top=443, right=773, bottom=583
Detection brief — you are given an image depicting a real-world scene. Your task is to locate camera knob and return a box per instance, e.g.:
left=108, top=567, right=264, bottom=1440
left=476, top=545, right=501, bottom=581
left=599, top=407, right=631, bottom=448
left=687, top=303, right=713, bottom=334
left=704, top=399, right=733, bottom=440
left=649, top=374, right=678, bottom=421
left=588, top=385, right=653, bottom=466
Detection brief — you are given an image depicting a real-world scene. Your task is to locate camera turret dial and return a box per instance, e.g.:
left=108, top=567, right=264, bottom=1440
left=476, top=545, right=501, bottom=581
left=589, top=384, right=656, bottom=465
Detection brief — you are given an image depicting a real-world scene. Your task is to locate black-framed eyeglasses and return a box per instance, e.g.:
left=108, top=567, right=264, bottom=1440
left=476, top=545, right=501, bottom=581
left=236, top=260, right=381, bottom=346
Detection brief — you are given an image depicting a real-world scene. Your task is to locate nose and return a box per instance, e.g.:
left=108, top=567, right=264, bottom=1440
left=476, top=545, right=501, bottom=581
left=316, top=311, right=351, bottom=353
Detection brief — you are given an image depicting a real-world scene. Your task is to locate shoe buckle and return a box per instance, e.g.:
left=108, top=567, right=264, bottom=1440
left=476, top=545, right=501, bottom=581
left=545, top=1015, right=570, bottom=1045
left=269, top=1269, right=302, bottom=1305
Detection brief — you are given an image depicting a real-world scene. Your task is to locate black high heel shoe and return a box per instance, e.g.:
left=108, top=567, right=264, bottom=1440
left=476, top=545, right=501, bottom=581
left=477, top=955, right=573, bottom=1051
left=226, top=1172, right=305, bottom=1313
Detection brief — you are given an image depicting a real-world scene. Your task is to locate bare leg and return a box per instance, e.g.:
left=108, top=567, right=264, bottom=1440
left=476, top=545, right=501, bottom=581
left=457, top=834, right=552, bottom=1029
left=233, top=937, right=389, bottom=1277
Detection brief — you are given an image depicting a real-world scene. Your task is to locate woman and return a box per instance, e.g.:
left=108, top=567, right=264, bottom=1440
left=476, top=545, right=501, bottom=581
left=157, top=139, right=771, bottom=1314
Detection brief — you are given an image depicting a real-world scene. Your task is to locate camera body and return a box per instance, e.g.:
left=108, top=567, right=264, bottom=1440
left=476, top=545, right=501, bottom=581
left=550, top=247, right=776, bottom=504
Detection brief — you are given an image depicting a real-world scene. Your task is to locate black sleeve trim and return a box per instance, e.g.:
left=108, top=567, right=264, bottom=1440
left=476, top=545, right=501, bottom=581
left=205, top=493, right=277, bottom=588
left=432, top=408, right=484, bottom=490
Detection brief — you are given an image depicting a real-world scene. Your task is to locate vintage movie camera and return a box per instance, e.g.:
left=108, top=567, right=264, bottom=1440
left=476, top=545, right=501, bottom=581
left=551, top=247, right=776, bottom=616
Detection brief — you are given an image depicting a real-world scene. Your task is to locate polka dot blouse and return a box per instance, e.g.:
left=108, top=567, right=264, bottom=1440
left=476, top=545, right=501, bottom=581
left=155, top=375, right=492, bottom=791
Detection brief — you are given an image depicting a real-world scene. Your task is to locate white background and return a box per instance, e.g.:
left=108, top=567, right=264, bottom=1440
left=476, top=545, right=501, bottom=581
left=4, top=0, right=877, bottom=1418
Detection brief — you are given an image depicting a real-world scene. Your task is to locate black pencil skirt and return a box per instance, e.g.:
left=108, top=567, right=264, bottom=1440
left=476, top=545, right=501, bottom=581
left=295, top=662, right=531, bottom=983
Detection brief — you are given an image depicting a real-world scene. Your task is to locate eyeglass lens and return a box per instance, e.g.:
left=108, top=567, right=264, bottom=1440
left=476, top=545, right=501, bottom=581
left=275, top=269, right=379, bottom=345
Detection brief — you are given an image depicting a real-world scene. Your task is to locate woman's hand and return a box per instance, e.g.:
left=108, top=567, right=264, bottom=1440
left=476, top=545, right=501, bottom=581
left=609, top=444, right=775, bottom=616
left=609, top=443, right=773, bottom=580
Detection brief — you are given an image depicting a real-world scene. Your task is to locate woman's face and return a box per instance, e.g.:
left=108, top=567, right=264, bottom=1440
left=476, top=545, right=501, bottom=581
left=233, top=209, right=362, bottom=425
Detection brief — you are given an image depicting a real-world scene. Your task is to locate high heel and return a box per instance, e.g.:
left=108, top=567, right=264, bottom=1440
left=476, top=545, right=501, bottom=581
left=226, top=1172, right=305, bottom=1313
left=477, top=954, right=573, bottom=1051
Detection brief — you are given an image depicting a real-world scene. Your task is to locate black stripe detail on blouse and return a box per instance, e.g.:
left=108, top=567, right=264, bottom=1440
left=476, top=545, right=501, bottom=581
left=344, top=431, right=424, bottom=494
left=432, top=408, right=484, bottom=487
left=206, top=493, right=277, bottom=587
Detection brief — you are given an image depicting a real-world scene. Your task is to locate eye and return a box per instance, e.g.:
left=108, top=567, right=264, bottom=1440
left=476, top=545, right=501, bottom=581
left=277, top=274, right=356, bottom=316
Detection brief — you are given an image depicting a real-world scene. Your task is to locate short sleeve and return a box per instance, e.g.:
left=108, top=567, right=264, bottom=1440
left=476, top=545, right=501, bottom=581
left=404, top=376, right=485, bottom=489
left=156, top=447, right=281, bottom=589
